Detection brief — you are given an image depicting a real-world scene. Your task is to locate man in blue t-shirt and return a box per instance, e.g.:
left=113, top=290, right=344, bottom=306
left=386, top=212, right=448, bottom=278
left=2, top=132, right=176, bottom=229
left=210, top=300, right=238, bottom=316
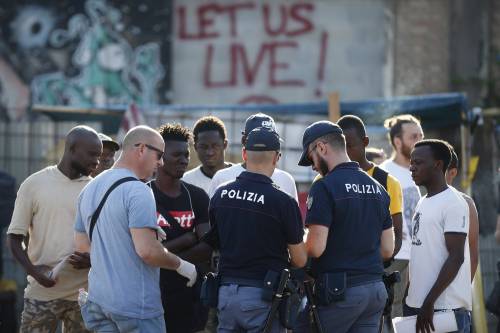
left=199, top=127, right=307, bottom=332
left=74, top=126, right=198, bottom=332
left=294, top=121, right=395, bottom=333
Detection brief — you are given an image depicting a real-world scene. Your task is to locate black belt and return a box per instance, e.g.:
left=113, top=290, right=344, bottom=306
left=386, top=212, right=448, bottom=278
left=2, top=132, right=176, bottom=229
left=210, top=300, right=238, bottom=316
left=346, top=275, right=382, bottom=288
left=220, top=277, right=264, bottom=289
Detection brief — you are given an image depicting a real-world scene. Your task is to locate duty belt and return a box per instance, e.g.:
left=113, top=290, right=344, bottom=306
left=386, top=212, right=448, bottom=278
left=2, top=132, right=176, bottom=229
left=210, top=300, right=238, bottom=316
left=220, top=277, right=264, bottom=289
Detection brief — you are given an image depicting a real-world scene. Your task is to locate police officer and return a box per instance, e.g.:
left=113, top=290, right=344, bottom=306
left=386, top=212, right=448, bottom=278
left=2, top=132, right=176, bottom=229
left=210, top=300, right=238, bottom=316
left=294, top=121, right=395, bottom=333
left=203, top=127, right=307, bottom=333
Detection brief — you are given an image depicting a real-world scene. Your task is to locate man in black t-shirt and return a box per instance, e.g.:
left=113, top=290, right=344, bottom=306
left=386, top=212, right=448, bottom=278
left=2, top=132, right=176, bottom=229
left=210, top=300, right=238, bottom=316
left=153, top=123, right=210, bottom=333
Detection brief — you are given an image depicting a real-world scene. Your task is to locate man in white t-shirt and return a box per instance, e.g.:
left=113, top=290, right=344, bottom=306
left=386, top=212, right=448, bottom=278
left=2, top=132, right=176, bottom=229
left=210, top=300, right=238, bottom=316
left=406, top=139, right=471, bottom=333
left=380, top=114, right=424, bottom=321
left=208, top=113, right=298, bottom=201
left=183, top=116, right=233, bottom=194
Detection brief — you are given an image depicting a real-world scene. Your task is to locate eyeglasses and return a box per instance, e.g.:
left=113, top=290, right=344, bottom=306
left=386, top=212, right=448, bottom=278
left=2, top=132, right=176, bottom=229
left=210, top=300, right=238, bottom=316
left=306, top=143, right=319, bottom=163
left=135, top=143, right=164, bottom=160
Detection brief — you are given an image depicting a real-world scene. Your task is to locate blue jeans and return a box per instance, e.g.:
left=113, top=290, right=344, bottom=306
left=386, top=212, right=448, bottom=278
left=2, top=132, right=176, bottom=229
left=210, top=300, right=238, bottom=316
left=217, top=284, right=285, bottom=333
left=294, top=280, right=387, bottom=333
left=80, top=300, right=166, bottom=333
left=403, top=304, right=471, bottom=333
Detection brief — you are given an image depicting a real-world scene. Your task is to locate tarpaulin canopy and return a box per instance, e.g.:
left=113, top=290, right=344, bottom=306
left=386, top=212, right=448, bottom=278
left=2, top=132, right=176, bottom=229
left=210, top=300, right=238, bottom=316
left=31, top=92, right=468, bottom=132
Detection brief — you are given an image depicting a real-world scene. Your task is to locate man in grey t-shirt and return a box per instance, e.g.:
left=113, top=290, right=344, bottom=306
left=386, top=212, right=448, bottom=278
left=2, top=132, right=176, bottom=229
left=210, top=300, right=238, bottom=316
left=74, top=126, right=198, bottom=331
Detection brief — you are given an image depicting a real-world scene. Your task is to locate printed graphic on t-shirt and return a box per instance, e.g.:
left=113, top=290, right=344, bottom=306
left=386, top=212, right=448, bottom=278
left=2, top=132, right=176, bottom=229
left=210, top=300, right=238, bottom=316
left=411, top=211, right=422, bottom=246
left=156, top=212, right=171, bottom=228
left=156, top=210, right=195, bottom=229
left=404, top=187, right=420, bottom=234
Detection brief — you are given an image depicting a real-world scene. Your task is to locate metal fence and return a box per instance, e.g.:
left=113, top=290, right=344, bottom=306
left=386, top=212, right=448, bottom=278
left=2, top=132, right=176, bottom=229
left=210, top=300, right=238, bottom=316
left=1, top=109, right=499, bottom=330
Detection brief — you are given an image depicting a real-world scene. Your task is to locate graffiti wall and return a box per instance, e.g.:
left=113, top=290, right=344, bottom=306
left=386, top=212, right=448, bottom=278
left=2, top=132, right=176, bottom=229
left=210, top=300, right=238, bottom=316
left=172, top=0, right=392, bottom=104
left=0, top=0, right=172, bottom=120
left=0, top=0, right=393, bottom=119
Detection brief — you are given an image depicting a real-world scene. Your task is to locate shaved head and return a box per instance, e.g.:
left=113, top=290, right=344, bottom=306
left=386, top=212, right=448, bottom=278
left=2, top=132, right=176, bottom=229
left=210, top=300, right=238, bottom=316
left=243, top=149, right=280, bottom=177
left=246, top=150, right=277, bottom=165
left=122, top=125, right=163, bottom=150
left=117, top=125, right=164, bottom=180
left=65, top=125, right=100, bottom=151
left=62, top=125, right=102, bottom=177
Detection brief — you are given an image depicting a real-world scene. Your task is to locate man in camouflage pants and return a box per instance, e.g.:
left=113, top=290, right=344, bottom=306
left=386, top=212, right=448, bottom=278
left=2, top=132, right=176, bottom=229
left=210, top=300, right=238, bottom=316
left=7, top=126, right=102, bottom=332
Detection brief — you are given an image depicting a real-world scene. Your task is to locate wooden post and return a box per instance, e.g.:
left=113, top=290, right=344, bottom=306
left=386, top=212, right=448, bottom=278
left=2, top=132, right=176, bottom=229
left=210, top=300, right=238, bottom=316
left=328, top=92, right=340, bottom=122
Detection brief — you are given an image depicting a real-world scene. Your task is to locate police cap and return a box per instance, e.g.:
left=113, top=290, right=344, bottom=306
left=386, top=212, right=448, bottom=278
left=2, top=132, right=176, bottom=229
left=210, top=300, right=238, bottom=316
left=298, top=121, right=343, bottom=166
left=245, top=127, right=281, bottom=151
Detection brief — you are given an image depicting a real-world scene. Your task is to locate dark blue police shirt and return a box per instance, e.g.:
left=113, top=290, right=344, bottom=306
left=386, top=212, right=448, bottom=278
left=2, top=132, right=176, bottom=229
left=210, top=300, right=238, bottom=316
left=205, top=171, right=304, bottom=281
left=306, top=162, right=392, bottom=284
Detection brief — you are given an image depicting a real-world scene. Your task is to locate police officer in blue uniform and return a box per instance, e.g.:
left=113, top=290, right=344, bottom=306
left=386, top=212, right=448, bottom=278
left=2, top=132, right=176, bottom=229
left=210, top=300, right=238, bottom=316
left=204, top=127, right=307, bottom=333
left=294, top=121, right=395, bottom=333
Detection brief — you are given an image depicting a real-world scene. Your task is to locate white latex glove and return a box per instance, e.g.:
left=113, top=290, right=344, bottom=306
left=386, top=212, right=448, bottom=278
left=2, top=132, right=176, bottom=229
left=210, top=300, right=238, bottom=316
left=176, top=259, right=197, bottom=287
left=156, top=227, right=167, bottom=242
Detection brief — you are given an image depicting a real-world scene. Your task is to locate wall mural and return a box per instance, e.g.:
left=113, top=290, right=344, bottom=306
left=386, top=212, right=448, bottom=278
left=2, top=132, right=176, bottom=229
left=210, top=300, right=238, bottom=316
left=0, top=0, right=172, bottom=120
left=0, top=0, right=391, bottom=119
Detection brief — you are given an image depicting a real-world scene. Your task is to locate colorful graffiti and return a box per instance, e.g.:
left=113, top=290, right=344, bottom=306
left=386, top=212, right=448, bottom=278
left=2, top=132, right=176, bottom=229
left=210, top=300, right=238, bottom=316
left=0, top=0, right=171, bottom=119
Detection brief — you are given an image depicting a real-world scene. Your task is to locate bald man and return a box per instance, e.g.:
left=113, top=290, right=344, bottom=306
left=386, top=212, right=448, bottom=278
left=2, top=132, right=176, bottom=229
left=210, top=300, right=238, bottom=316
left=7, top=125, right=102, bottom=332
left=74, top=125, right=197, bottom=332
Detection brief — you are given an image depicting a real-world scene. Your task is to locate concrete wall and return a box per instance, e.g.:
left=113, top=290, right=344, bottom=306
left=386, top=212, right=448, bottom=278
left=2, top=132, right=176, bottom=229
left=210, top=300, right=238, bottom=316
left=393, top=0, right=451, bottom=95
left=172, top=0, right=392, bottom=104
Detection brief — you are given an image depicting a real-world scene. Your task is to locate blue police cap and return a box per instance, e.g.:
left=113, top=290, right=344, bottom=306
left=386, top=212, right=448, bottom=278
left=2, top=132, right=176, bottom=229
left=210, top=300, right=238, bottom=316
left=245, top=127, right=281, bottom=151
left=298, top=121, right=343, bottom=166
left=242, top=113, right=277, bottom=135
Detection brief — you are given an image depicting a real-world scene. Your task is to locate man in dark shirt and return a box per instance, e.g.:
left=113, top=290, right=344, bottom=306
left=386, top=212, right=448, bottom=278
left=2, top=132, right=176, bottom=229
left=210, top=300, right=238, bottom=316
left=203, top=127, right=307, bottom=332
left=91, top=133, right=120, bottom=177
left=294, top=121, right=394, bottom=333
left=152, top=123, right=210, bottom=333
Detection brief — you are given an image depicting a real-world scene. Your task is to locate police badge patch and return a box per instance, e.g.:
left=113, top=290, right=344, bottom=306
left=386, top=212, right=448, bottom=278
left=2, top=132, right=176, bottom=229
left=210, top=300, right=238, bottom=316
left=306, top=195, right=313, bottom=210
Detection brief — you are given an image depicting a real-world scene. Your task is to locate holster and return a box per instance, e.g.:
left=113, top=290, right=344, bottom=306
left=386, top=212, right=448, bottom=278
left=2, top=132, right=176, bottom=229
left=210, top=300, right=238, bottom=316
left=200, top=272, right=220, bottom=308
left=279, top=279, right=302, bottom=329
left=262, top=270, right=279, bottom=302
left=315, top=272, right=346, bottom=306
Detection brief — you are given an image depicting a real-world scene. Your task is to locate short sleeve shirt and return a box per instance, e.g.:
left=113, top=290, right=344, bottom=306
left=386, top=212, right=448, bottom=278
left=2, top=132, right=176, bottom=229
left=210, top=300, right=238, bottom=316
left=150, top=181, right=209, bottom=293
left=367, top=166, right=403, bottom=216
left=407, top=187, right=471, bottom=310
left=8, top=166, right=90, bottom=301
left=379, top=159, right=421, bottom=260
left=208, top=164, right=298, bottom=202
left=75, top=168, right=163, bottom=319
left=314, top=166, right=403, bottom=216
left=206, top=171, right=303, bottom=281
left=182, top=166, right=213, bottom=194
left=306, top=162, right=392, bottom=280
